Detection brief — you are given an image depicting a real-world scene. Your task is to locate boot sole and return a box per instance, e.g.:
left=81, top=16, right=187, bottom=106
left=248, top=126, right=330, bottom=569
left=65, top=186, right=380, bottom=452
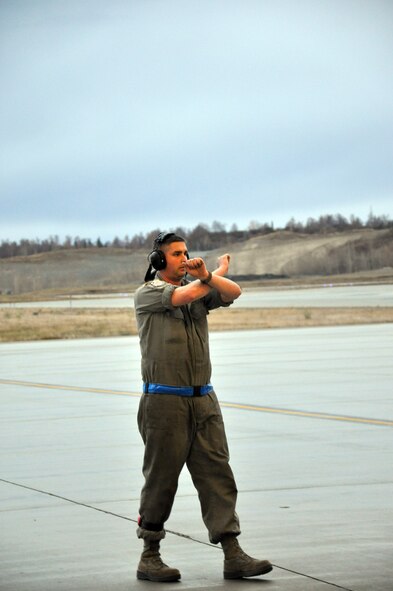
left=137, top=570, right=181, bottom=582
left=224, top=564, right=273, bottom=579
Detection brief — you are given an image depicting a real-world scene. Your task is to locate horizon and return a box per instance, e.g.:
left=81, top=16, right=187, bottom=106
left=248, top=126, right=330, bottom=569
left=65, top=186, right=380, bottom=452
left=1, top=210, right=391, bottom=247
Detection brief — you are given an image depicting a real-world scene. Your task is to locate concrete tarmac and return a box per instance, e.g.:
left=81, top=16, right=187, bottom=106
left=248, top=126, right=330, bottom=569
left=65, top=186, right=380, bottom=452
left=1, top=324, right=393, bottom=591
left=1, top=283, right=393, bottom=308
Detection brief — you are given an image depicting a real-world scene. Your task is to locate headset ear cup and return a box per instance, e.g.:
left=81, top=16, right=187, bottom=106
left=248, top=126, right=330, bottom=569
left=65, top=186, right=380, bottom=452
left=148, top=249, right=167, bottom=270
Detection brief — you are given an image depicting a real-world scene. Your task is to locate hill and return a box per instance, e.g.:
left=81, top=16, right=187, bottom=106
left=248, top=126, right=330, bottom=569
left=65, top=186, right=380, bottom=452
left=1, top=228, right=392, bottom=296
left=205, top=228, right=393, bottom=277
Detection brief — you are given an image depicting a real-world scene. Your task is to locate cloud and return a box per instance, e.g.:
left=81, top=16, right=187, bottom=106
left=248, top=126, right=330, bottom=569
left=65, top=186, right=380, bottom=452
left=0, top=0, right=392, bottom=239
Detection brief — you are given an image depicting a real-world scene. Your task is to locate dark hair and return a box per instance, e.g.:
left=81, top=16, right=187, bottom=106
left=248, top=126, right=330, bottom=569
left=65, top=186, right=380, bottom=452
left=153, top=232, right=185, bottom=250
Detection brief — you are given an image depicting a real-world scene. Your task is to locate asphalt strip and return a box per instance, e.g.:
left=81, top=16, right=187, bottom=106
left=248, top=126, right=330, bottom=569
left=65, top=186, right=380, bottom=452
left=0, top=477, right=355, bottom=591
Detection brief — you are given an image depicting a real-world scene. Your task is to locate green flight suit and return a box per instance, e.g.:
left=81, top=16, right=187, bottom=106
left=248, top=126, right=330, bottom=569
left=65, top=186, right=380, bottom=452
left=134, top=277, right=241, bottom=544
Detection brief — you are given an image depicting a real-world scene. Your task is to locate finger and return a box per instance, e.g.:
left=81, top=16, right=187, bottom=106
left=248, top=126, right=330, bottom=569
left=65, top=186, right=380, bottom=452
left=186, top=258, right=203, bottom=269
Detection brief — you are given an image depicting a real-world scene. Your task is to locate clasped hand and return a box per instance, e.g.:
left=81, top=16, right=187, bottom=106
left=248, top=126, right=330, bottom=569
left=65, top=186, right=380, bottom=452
left=185, top=253, right=231, bottom=279
left=185, top=257, right=208, bottom=279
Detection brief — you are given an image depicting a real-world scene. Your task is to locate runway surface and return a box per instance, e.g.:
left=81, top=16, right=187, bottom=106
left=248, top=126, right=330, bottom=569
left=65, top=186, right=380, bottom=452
left=1, top=324, right=393, bottom=590
left=1, top=283, right=393, bottom=308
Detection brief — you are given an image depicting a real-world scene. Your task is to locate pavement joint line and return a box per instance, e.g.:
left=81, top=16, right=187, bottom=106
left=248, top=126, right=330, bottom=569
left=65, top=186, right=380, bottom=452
left=1, top=378, right=393, bottom=428
left=0, top=477, right=355, bottom=591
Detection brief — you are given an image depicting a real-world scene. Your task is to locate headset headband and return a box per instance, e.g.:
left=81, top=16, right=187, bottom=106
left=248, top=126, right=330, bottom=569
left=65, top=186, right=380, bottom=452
left=153, top=232, right=176, bottom=247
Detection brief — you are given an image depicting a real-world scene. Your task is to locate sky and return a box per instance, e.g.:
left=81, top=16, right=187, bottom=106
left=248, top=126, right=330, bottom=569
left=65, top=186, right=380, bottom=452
left=1, top=0, right=392, bottom=242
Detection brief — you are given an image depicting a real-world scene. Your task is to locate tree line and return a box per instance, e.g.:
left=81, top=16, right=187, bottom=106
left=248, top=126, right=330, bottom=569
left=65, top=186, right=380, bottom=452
left=1, top=212, right=392, bottom=259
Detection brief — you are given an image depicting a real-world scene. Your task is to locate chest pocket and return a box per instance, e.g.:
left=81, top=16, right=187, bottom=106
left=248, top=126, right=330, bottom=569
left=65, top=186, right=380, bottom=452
left=189, top=299, right=208, bottom=320
left=167, top=307, right=185, bottom=321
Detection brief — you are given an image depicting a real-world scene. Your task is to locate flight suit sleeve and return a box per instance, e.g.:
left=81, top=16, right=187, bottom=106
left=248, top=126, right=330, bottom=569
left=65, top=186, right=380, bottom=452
left=203, top=288, right=233, bottom=311
left=134, top=279, right=177, bottom=313
left=189, top=287, right=232, bottom=320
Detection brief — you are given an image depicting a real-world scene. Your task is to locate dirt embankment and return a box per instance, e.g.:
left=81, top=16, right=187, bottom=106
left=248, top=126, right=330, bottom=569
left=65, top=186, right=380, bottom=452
left=1, top=228, right=393, bottom=297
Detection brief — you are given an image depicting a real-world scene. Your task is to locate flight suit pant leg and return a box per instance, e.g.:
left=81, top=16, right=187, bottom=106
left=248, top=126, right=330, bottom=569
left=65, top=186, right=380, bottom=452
left=186, top=392, right=241, bottom=544
left=137, top=393, right=191, bottom=540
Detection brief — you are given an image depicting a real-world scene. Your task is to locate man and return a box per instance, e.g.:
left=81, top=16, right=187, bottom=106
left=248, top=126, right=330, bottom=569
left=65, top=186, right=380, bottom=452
left=134, top=231, right=272, bottom=582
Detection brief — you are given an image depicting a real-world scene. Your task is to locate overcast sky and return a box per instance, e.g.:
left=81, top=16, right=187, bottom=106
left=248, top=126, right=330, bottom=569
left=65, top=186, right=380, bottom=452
left=1, top=0, right=392, bottom=242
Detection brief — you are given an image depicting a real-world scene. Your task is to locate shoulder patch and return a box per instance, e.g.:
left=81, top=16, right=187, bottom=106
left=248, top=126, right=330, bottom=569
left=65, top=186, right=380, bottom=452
left=149, top=278, right=167, bottom=287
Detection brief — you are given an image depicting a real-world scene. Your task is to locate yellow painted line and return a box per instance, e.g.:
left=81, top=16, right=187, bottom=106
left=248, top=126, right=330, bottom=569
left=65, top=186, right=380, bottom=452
left=220, top=402, right=393, bottom=427
left=1, top=378, right=392, bottom=427
left=0, top=378, right=141, bottom=398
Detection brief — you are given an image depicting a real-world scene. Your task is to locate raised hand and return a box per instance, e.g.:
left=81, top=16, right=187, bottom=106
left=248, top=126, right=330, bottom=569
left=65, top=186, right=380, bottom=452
left=185, top=257, right=209, bottom=280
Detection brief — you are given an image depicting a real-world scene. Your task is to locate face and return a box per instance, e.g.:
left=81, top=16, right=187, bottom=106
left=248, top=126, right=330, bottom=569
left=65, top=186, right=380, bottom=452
left=160, top=241, right=189, bottom=284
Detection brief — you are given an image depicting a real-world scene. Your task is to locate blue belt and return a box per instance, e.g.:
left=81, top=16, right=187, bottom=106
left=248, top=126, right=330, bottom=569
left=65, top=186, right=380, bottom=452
left=143, top=382, right=213, bottom=397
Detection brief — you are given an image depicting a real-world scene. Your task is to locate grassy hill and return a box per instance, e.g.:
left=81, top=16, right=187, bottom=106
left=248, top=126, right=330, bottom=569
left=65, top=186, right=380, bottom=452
left=1, top=228, right=392, bottom=297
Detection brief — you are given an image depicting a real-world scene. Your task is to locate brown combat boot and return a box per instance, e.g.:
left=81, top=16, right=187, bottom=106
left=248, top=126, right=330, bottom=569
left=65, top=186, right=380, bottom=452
left=222, top=535, right=273, bottom=579
left=137, top=540, right=181, bottom=582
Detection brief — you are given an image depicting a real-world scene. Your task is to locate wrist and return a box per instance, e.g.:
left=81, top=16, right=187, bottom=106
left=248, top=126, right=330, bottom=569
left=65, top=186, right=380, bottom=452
left=200, top=271, right=212, bottom=285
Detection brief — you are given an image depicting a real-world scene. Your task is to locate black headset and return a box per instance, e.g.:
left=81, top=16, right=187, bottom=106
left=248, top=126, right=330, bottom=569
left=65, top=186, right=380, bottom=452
left=148, top=232, right=176, bottom=271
